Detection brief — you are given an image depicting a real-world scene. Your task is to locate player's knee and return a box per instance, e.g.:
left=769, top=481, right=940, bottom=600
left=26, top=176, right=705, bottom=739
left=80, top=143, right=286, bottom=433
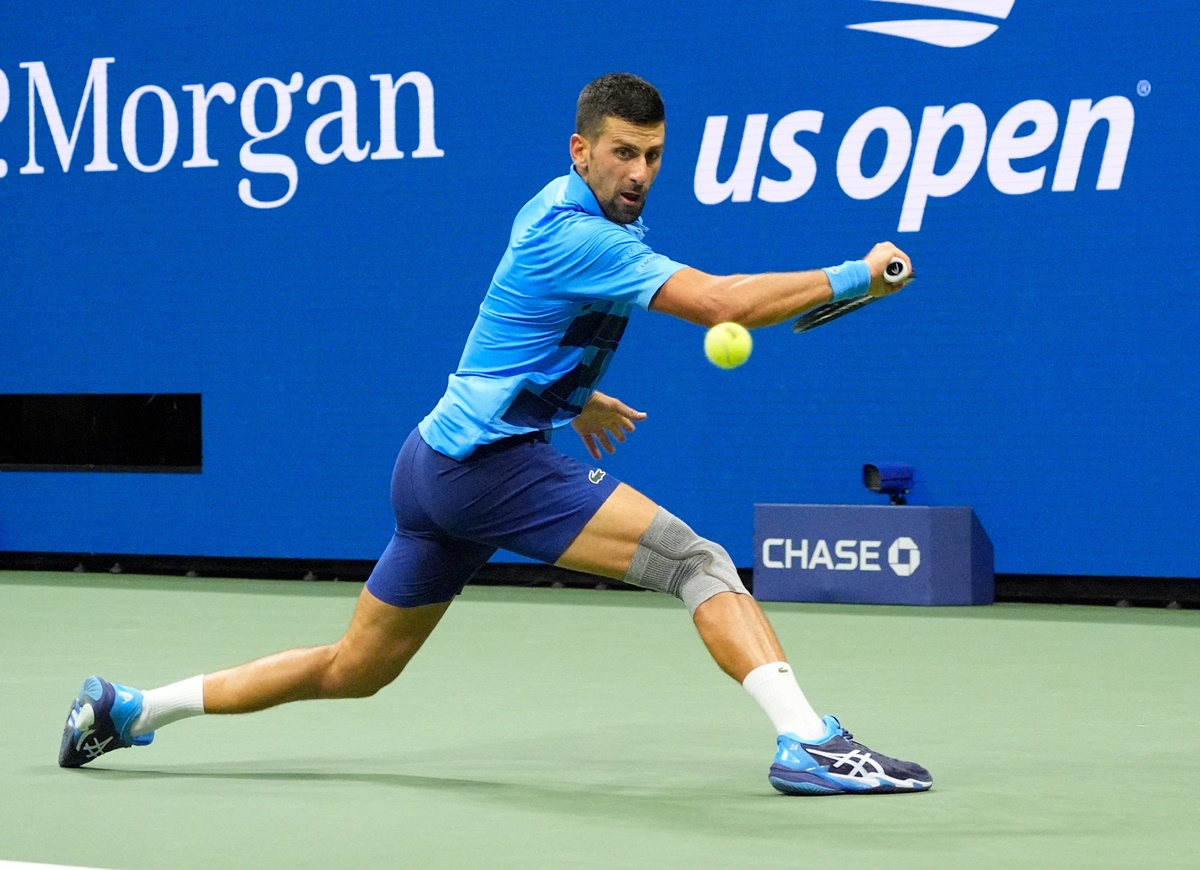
left=320, top=644, right=404, bottom=699
left=621, top=508, right=750, bottom=614
left=322, top=666, right=396, bottom=699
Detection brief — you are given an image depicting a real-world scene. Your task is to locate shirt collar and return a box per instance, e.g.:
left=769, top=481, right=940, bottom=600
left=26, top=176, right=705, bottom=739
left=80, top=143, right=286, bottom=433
left=564, top=166, right=650, bottom=240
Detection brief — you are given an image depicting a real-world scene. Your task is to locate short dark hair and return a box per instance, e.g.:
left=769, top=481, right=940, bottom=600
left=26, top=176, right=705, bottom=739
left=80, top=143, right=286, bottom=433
left=575, top=73, right=665, bottom=140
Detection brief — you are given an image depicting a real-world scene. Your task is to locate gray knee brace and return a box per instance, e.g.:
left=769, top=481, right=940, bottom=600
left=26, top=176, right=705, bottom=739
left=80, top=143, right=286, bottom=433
left=622, top=507, right=750, bottom=614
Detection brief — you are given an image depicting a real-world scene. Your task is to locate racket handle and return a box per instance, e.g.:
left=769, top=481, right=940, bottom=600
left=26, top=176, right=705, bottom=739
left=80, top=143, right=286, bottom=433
left=883, top=257, right=910, bottom=285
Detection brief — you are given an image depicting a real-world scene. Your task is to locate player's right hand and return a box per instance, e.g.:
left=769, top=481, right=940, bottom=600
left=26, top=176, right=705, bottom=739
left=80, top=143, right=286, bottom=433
left=864, top=242, right=914, bottom=297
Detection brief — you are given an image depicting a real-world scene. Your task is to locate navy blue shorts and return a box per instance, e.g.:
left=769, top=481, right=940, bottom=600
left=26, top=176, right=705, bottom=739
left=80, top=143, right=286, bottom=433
left=365, top=428, right=621, bottom=608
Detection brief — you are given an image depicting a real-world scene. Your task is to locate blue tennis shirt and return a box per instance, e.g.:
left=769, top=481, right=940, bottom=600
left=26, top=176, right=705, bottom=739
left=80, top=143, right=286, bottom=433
left=419, top=168, right=688, bottom=459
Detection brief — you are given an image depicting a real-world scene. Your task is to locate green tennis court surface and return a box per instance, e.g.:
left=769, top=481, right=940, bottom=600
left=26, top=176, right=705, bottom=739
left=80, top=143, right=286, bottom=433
left=2, top=571, right=1198, bottom=868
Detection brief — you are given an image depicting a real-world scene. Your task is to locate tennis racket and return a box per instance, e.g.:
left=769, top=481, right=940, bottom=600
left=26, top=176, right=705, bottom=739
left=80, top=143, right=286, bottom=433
left=792, top=257, right=910, bottom=334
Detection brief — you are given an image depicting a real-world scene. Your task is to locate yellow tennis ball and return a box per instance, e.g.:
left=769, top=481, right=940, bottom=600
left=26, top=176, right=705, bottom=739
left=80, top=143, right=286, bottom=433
left=704, top=322, right=753, bottom=369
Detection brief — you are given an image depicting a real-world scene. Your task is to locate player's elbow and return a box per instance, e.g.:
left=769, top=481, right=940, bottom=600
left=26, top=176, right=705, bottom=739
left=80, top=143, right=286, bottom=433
left=653, top=269, right=750, bottom=328
left=694, top=275, right=762, bottom=328
left=687, top=287, right=760, bottom=328
left=692, top=295, right=744, bottom=329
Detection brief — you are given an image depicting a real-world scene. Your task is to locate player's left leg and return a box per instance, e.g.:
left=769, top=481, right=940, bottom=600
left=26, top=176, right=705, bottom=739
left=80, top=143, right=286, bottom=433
left=552, top=482, right=787, bottom=676
left=556, top=482, right=932, bottom=795
left=554, top=482, right=790, bottom=682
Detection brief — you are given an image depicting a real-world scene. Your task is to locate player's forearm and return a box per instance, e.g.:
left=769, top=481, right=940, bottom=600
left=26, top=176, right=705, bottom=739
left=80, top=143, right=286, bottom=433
left=652, top=265, right=842, bottom=329
left=653, top=245, right=908, bottom=330
left=710, top=271, right=834, bottom=329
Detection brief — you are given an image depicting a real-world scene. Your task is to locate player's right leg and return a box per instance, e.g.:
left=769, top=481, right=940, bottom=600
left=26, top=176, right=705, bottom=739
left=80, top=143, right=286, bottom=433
left=60, top=429, right=495, bottom=768
left=202, top=587, right=452, bottom=713
left=59, top=588, right=450, bottom=768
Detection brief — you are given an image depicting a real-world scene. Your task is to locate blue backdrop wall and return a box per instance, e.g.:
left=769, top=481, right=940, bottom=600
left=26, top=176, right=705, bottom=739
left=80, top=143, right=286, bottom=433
left=2, top=1, right=1197, bottom=576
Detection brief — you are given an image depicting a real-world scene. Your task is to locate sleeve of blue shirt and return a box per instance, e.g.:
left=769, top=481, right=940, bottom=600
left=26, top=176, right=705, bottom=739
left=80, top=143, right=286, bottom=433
left=550, top=215, right=688, bottom=310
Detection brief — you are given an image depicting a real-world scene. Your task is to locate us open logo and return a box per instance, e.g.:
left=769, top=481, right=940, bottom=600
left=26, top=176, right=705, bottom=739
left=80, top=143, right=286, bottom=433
left=847, top=0, right=1015, bottom=47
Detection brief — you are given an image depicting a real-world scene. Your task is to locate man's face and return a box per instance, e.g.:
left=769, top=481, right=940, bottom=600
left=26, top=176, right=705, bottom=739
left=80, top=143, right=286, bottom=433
left=570, top=117, right=665, bottom=225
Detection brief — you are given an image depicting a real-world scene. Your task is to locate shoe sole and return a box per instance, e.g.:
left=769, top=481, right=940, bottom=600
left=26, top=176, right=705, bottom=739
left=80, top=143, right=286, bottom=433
left=769, top=765, right=932, bottom=796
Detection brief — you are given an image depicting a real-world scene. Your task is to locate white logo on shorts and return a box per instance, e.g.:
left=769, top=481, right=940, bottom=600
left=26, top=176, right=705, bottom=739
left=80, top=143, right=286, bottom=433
left=588, top=469, right=607, bottom=484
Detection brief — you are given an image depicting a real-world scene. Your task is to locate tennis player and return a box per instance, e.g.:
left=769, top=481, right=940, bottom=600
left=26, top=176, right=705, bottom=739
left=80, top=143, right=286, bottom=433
left=60, top=73, right=929, bottom=795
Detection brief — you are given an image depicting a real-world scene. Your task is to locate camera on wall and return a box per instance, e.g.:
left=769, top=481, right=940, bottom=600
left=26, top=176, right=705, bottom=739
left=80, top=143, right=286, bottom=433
left=863, top=463, right=913, bottom=505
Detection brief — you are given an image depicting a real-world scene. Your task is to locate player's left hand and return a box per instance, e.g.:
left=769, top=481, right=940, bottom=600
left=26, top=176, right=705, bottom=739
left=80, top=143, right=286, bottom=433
left=572, top=391, right=646, bottom=460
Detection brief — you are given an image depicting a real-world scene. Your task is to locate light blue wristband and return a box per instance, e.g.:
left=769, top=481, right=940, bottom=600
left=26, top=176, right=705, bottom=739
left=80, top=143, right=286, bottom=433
left=822, top=260, right=872, bottom=302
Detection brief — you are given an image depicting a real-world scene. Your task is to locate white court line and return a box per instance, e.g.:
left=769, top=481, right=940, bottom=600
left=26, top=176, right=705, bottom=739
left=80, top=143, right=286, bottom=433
left=0, top=862, right=114, bottom=869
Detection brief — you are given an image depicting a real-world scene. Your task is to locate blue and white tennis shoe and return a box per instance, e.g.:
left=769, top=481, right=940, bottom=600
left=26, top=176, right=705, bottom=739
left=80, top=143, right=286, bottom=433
left=769, top=715, right=932, bottom=795
left=58, top=676, right=153, bottom=768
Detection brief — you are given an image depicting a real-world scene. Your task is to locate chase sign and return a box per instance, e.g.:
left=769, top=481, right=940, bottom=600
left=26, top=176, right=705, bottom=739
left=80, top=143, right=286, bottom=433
left=754, top=504, right=994, bottom=605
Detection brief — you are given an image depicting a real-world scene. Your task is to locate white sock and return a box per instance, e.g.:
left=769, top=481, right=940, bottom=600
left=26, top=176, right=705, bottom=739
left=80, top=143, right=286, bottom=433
left=742, top=662, right=828, bottom=741
left=130, top=675, right=207, bottom=737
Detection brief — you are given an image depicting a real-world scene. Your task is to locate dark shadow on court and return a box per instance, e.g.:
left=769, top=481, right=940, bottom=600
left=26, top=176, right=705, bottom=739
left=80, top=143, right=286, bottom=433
left=58, top=764, right=1086, bottom=842
left=76, top=763, right=815, bottom=838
